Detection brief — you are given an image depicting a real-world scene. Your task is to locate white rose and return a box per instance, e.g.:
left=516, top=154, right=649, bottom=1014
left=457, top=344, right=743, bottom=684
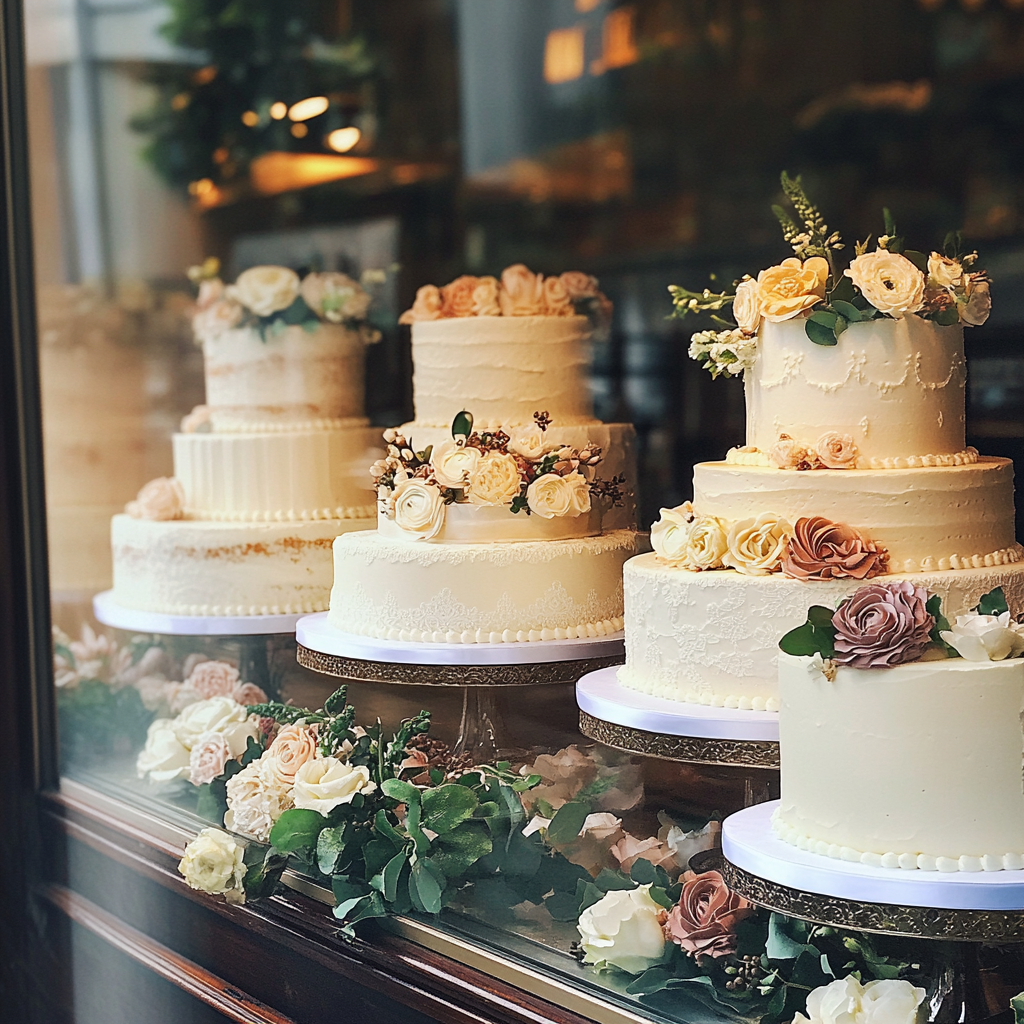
left=137, top=719, right=191, bottom=782
left=722, top=513, right=792, bottom=576
left=192, top=298, right=244, bottom=341
left=178, top=828, right=247, bottom=904
left=300, top=271, right=371, bottom=323
left=793, top=977, right=926, bottom=1024
left=684, top=515, right=729, bottom=570
left=732, top=277, right=762, bottom=335
left=467, top=451, right=523, bottom=506
left=224, top=761, right=291, bottom=841
left=565, top=472, right=592, bottom=516
left=430, top=439, right=482, bottom=489
left=844, top=250, right=925, bottom=318
left=927, top=252, right=963, bottom=291
left=231, top=265, right=301, bottom=317
left=392, top=477, right=446, bottom=539
left=577, top=884, right=668, bottom=975
left=126, top=477, right=185, bottom=521
left=508, top=423, right=556, bottom=462
left=650, top=505, right=695, bottom=566
left=172, top=697, right=257, bottom=755
left=960, top=276, right=991, bottom=327
left=940, top=610, right=1024, bottom=661
left=292, top=758, right=377, bottom=816
left=526, top=472, right=574, bottom=518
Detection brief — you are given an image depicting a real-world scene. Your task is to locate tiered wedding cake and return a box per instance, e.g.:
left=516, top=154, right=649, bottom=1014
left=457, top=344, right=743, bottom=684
left=110, top=265, right=380, bottom=616
left=620, top=177, right=1024, bottom=710
left=326, top=265, right=640, bottom=644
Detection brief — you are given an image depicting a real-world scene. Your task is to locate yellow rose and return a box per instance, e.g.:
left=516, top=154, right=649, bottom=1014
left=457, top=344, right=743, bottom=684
left=392, top=478, right=446, bottom=539
left=732, top=277, right=762, bottom=334
left=722, top=513, right=792, bottom=576
left=499, top=264, right=544, bottom=316
left=430, top=439, right=482, bottom=489
left=231, top=265, right=301, bottom=317
left=467, top=451, right=523, bottom=506
left=845, top=250, right=925, bottom=318
left=650, top=504, right=695, bottom=566
left=292, top=758, right=377, bottom=816
left=178, top=828, right=247, bottom=904
left=757, top=257, right=828, bottom=322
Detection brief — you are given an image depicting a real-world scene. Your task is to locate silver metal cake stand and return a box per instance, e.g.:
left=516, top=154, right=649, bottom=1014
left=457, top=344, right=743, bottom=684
left=295, top=612, right=626, bottom=758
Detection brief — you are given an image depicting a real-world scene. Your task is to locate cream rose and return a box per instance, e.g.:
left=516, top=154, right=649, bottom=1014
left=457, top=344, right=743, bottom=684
left=467, top=451, right=522, bottom=506
left=732, top=277, right=762, bottom=335
left=684, top=515, right=728, bottom=570
left=399, top=284, right=443, bottom=324
left=560, top=271, right=598, bottom=301
left=793, top=977, right=926, bottom=1024
left=292, top=758, right=377, bottom=816
left=722, top=513, right=792, bottom=576
left=769, top=434, right=815, bottom=470
left=542, top=275, right=574, bottom=316
left=565, top=472, right=592, bottom=516
left=192, top=298, right=244, bottom=340
left=189, top=733, right=232, bottom=786
left=178, top=828, right=247, bottom=904
left=508, top=423, right=555, bottom=462
left=757, top=257, right=828, bottom=322
left=430, top=439, right=482, bottom=489
left=845, top=250, right=925, bottom=318
left=231, top=265, right=301, bottom=317
left=471, top=276, right=501, bottom=316
left=224, top=762, right=290, bottom=841
left=650, top=505, right=695, bottom=566
left=392, top=477, right=446, bottom=539
left=960, top=276, right=991, bottom=326
left=126, top=477, right=185, bottom=521
left=137, top=719, right=191, bottom=782
left=440, top=275, right=479, bottom=318
left=927, top=252, right=963, bottom=291
left=172, top=697, right=258, bottom=755
left=260, top=724, right=318, bottom=788
left=186, top=660, right=240, bottom=699
left=577, top=885, right=668, bottom=975
left=499, top=264, right=544, bottom=316
left=300, top=271, right=370, bottom=323
left=940, top=610, right=1024, bottom=662
left=526, top=472, right=574, bottom=518
left=815, top=431, right=858, bottom=469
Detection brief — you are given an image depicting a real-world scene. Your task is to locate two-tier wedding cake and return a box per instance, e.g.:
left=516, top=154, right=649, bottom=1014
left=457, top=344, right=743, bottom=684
left=326, top=265, right=640, bottom=644
left=110, top=264, right=380, bottom=616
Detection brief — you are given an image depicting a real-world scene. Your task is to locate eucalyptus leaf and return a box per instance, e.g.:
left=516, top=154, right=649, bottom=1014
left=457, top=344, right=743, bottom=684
left=903, top=250, right=928, bottom=272
left=451, top=410, right=473, bottom=438
left=805, top=318, right=838, bottom=346
left=594, top=867, right=636, bottom=892
left=546, top=801, right=589, bottom=846
left=766, top=913, right=817, bottom=961
left=340, top=891, right=387, bottom=927
left=380, top=850, right=407, bottom=902
left=976, top=586, right=1009, bottom=617
left=808, top=309, right=838, bottom=328
left=316, top=825, right=348, bottom=876
left=833, top=316, right=848, bottom=338
left=1010, top=992, right=1024, bottom=1024
left=421, top=784, right=479, bottom=834
left=430, top=821, right=492, bottom=876
left=779, top=622, right=819, bottom=657
left=380, top=776, right=421, bottom=806
left=544, top=890, right=583, bottom=922
left=331, top=873, right=370, bottom=906
left=830, top=300, right=862, bottom=322
left=807, top=605, right=836, bottom=629
left=268, top=808, right=326, bottom=853
left=410, top=857, right=446, bottom=914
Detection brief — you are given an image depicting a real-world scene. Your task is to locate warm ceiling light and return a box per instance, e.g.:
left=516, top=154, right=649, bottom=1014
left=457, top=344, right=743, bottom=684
left=288, top=96, right=329, bottom=121
left=290, top=122, right=309, bottom=138
left=249, top=152, right=379, bottom=196
left=326, top=126, right=361, bottom=153
left=193, top=65, right=217, bottom=85
left=270, top=101, right=287, bottom=120
left=188, top=178, right=215, bottom=196
left=171, top=92, right=190, bottom=111
left=213, top=146, right=229, bottom=164
left=241, top=110, right=259, bottom=127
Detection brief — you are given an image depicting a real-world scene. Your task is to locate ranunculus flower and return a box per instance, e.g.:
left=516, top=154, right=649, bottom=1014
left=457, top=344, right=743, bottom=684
left=845, top=250, right=925, bottom=318
left=927, top=252, right=963, bottom=291
left=782, top=517, right=888, bottom=581
left=508, top=423, right=556, bottom=462
left=178, top=828, right=247, bottom=904
left=399, top=284, right=443, bottom=324
left=832, top=581, right=934, bottom=668
left=560, top=271, right=599, bottom=302
left=793, top=976, right=926, bottom=1024
left=960, top=275, right=991, bottom=326
left=300, top=272, right=371, bottom=323
left=527, top=472, right=575, bottom=518
left=392, top=478, right=446, bottom=539
left=231, top=265, right=301, bottom=317
left=722, top=513, right=791, bottom=576
left=650, top=503, right=696, bottom=566
left=499, top=264, right=544, bottom=316
left=471, top=276, right=501, bottom=316
left=732, top=276, right=762, bottom=334
left=188, top=732, right=232, bottom=786
left=260, top=725, right=318, bottom=788
left=137, top=719, right=191, bottom=782
left=467, top=451, right=522, bottom=506
left=815, top=431, right=859, bottom=470
left=126, top=477, right=185, bottom=521
left=756, top=257, right=828, bottom=322
left=172, top=697, right=259, bottom=755
left=769, top=434, right=815, bottom=471
left=665, top=869, right=753, bottom=959
left=292, top=758, right=376, bottom=816
left=186, top=660, right=241, bottom=700
left=940, top=611, right=1024, bottom=662
left=430, top=439, right=482, bottom=489
left=193, top=298, right=244, bottom=340
left=440, top=275, right=480, bottom=318
left=542, top=274, right=574, bottom=316
left=577, top=885, right=668, bottom=975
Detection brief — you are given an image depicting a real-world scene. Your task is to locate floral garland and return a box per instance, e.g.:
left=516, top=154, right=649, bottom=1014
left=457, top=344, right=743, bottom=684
left=671, top=172, right=991, bottom=375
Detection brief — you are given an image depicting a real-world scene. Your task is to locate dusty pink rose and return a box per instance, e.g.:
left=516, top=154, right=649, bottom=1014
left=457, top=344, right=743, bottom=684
left=440, top=275, right=479, bottom=318
left=782, top=517, right=888, bottom=581
left=399, top=284, right=442, bottom=324
left=559, top=813, right=625, bottom=877
left=610, top=834, right=678, bottom=876
left=262, top=724, right=318, bottom=786
left=542, top=274, right=574, bottom=316
left=815, top=431, right=859, bottom=470
left=832, top=581, right=935, bottom=668
left=560, top=271, right=598, bottom=301
left=189, top=732, right=232, bottom=786
left=522, top=745, right=597, bottom=812
left=187, top=660, right=241, bottom=700
left=665, top=870, right=753, bottom=959
left=499, top=264, right=544, bottom=316
left=231, top=682, right=268, bottom=707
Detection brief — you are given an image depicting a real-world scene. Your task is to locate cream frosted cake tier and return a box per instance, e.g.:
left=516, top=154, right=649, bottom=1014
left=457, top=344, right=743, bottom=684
left=774, top=652, right=1024, bottom=871
left=621, top=554, right=1024, bottom=709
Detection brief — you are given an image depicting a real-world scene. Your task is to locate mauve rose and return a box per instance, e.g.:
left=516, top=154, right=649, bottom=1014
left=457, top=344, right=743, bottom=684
left=665, top=870, right=753, bottom=959
left=832, top=581, right=935, bottom=668
left=232, top=682, right=268, bottom=707
left=782, top=517, right=888, bottom=581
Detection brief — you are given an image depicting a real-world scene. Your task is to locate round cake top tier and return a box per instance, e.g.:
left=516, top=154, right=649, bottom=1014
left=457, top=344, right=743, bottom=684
left=410, top=316, right=598, bottom=429
left=745, top=315, right=965, bottom=465
left=202, top=323, right=367, bottom=432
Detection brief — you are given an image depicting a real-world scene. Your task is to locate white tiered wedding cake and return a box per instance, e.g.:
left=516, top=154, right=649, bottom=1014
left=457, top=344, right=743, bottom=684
left=110, top=265, right=380, bottom=616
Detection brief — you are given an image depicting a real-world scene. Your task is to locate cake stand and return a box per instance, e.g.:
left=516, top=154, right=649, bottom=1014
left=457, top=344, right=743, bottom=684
left=718, top=801, right=1024, bottom=1022
left=296, top=612, right=626, bottom=758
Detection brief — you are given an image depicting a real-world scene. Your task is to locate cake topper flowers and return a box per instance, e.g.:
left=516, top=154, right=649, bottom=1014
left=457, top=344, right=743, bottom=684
left=671, top=172, right=991, bottom=376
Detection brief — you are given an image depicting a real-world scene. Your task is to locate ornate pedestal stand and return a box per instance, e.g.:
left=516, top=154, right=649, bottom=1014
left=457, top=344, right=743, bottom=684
left=296, top=612, right=625, bottom=759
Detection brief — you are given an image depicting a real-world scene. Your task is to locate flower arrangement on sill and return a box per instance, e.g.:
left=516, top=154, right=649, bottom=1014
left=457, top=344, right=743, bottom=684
left=189, top=257, right=384, bottom=345
left=670, top=172, right=991, bottom=378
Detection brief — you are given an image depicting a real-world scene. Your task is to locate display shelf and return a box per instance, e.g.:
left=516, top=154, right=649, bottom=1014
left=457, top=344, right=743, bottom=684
left=576, top=667, right=780, bottom=769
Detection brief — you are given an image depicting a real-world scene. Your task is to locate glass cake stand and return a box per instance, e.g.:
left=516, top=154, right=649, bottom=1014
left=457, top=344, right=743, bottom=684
left=295, top=611, right=626, bottom=759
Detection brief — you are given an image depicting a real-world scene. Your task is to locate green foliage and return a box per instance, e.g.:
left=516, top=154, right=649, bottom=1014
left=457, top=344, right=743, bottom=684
left=57, top=679, right=153, bottom=767
left=668, top=284, right=736, bottom=321
left=780, top=605, right=837, bottom=659
left=451, top=410, right=474, bottom=438
left=1011, top=992, right=1024, bottom=1024
left=976, top=586, right=1009, bottom=617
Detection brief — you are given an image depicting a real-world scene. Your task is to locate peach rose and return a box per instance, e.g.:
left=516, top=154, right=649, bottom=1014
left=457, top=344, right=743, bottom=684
left=560, top=271, right=598, bottom=301
left=399, top=284, right=443, bottom=324
left=193, top=298, right=243, bottom=340
left=126, top=477, right=185, bottom=521
left=610, top=834, right=678, bottom=876
left=815, top=431, right=858, bottom=469
left=472, top=276, right=501, bottom=316
left=542, top=275, right=574, bottom=316
left=927, top=252, right=963, bottom=291
left=499, top=264, right=544, bottom=316
left=757, top=257, right=829, bottom=322
left=189, top=732, right=232, bottom=786
left=186, top=660, right=240, bottom=700
left=260, top=725, right=318, bottom=788
left=440, top=275, right=480, bottom=318
left=732, top=277, right=762, bottom=335
left=666, top=870, right=753, bottom=959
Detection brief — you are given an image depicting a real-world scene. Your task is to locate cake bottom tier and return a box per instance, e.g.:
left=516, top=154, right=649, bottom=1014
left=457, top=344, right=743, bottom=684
left=774, top=653, right=1024, bottom=871
left=620, top=552, right=1024, bottom=711
left=328, top=529, right=640, bottom=643
left=111, top=514, right=374, bottom=616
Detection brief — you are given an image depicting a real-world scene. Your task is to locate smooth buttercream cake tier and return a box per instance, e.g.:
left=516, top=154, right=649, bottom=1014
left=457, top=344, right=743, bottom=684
left=746, top=316, right=965, bottom=465
left=203, top=324, right=366, bottom=431
left=619, top=552, right=1024, bottom=710
left=775, top=653, right=1024, bottom=871
left=111, top=514, right=373, bottom=616
left=410, top=316, right=597, bottom=429
left=328, top=529, right=639, bottom=644
left=693, top=458, right=1020, bottom=573
left=173, top=427, right=380, bottom=521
